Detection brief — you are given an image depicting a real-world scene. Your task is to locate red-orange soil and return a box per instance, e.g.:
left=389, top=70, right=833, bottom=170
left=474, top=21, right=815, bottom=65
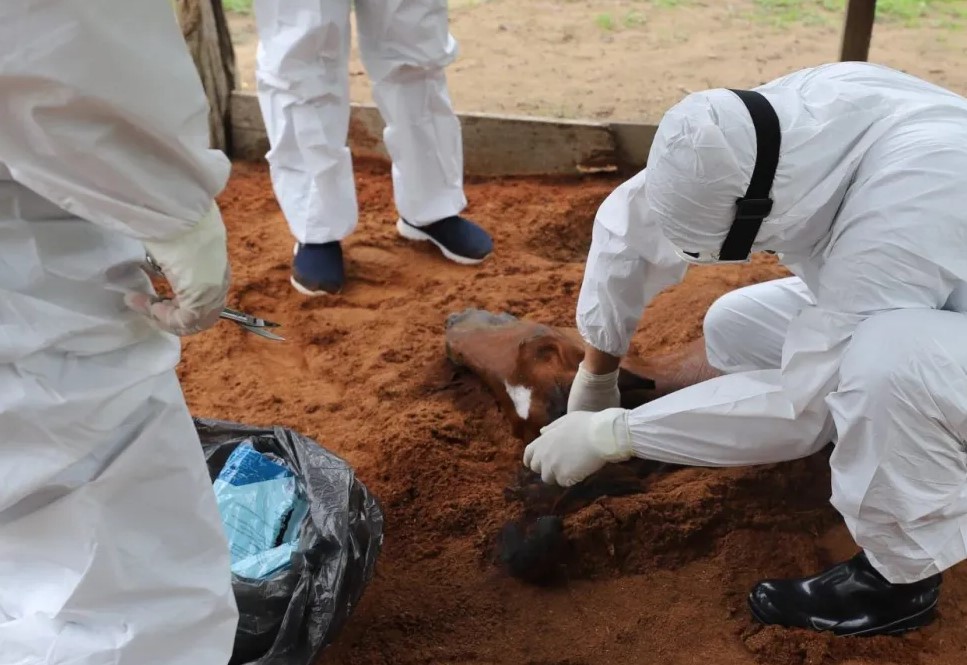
left=178, top=159, right=967, bottom=665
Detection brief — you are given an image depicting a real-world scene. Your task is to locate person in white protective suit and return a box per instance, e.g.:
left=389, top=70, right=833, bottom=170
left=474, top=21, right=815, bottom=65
left=252, top=0, right=494, bottom=296
left=0, top=2, right=239, bottom=663
left=523, top=61, right=967, bottom=636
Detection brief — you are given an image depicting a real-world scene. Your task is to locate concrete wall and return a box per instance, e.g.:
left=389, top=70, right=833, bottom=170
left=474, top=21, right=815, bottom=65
left=229, top=91, right=657, bottom=177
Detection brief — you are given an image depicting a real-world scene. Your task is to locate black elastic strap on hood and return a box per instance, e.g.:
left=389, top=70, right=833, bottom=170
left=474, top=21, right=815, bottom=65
left=717, top=89, right=782, bottom=262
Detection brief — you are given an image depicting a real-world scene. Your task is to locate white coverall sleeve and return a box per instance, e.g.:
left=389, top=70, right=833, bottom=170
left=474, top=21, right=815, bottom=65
left=622, top=225, right=959, bottom=468
left=0, top=1, right=230, bottom=241
left=576, top=168, right=689, bottom=357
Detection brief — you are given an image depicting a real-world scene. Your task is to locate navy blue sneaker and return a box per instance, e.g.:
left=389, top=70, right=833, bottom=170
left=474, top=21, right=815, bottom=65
left=396, top=215, right=493, bottom=265
left=291, top=241, right=344, bottom=296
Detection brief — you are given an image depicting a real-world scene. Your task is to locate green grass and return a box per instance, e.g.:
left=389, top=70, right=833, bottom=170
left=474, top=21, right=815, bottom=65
left=595, top=12, right=617, bottom=30
left=222, top=0, right=252, bottom=13
left=606, top=0, right=966, bottom=30
left=623, top=9, right=647, bottom=26
left=591, top=6, right=651, bottom=31
left=595, top=9, right=650, bottom=30
left=752, top=0, right=967, bottom=27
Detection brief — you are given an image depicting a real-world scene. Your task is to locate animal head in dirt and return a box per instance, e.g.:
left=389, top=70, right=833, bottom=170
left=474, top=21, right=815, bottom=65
left=445, top=308, right=721, bottom=585
left=444, top=308, right=659, bottom=443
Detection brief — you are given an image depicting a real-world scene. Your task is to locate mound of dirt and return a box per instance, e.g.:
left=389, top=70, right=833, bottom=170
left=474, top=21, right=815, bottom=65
left=178, top=158, right=967, bottom=665
left=524, top=189, right=612, bottom=263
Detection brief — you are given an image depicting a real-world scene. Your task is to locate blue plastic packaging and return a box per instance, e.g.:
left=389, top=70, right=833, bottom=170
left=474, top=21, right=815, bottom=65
left=196, top=418, right=384, bottom=665
left=213, top=442, right=308, bottom=579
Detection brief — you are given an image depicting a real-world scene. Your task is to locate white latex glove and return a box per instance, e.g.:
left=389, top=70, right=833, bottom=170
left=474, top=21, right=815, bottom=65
left=125, top=203, right=230, bottom=336
left=567, top=362, right=621, bottom=413
left=522, top=408, right=633, bottom=486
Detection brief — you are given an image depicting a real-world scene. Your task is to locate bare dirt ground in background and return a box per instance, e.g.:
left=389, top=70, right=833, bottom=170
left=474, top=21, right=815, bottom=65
left=226, top=0, right=967, bottom=123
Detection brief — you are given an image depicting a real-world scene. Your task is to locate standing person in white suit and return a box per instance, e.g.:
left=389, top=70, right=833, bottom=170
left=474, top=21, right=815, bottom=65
left=252, top=0, right=494, bottom=296
left=0, top=2, right=238, bottom=662
left=523, top=62, right=967, bottom=636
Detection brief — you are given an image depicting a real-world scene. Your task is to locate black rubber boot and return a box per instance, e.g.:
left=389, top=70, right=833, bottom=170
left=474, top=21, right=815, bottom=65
left=748, top=551, right=941, bottom=636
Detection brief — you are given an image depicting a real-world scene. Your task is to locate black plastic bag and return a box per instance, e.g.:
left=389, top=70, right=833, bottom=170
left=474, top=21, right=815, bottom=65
left=194, top=418, right=384, bottom=665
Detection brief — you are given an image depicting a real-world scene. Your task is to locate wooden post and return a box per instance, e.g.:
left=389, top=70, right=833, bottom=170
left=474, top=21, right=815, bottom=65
left=840, top=0, right=877, bottom=62
left=175, top=0, right=237, bottom=153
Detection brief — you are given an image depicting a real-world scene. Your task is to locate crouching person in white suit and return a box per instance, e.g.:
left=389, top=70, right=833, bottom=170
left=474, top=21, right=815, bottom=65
left=0, top=2, right=238, bottom=662
left=524, top=62, right=967, bottom=637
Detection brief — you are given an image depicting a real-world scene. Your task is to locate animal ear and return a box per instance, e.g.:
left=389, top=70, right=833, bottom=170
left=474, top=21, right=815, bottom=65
left=517, top=334, right=581, bottom=369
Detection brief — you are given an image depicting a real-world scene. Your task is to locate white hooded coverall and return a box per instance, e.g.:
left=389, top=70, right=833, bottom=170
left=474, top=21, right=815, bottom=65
left=252, top=0, right=467, bottom=244
left=0, top=2, right=238, bottom=663
left=578, top=62, right=967, bottom=585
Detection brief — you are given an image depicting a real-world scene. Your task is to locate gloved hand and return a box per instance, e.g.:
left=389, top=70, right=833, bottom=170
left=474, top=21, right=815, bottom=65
left=125, top=203, right=230, bottom=336
left=522, top=408, right=633, bottom=486
left=567, top=362, right=621, bottom=413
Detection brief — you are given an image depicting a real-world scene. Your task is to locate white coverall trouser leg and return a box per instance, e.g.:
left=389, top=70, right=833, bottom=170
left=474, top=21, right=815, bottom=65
left=704, top=276, right=967, bottom=584
left=253, top=0, right=467, bottom=245
left=0, top=181, right=238, bottom=664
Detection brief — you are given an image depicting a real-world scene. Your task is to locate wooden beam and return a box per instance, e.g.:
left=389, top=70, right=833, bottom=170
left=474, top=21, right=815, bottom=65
left=176, top=0, right=236, bottom=152
left=229, top=90, right=658, bottom=176
left=840, top=0, right=877, bottom=62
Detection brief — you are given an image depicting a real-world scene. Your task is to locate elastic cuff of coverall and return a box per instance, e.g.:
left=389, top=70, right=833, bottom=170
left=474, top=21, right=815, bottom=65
left=588, top=408, right=634, bottom=462
left=396, top=194, right=468, bottom=227
left=864, top=549, right=944, bottom=585
left=143, top=201, right=224, bottom=256
left=575, top=322, right=630, bottom=360
left=575, top=362, right=620, bottom=384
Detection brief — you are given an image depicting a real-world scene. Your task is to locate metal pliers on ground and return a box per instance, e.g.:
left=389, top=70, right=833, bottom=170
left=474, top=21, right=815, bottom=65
left=143, top=253, right=285, bottom=341
left=219, top=308, right=285, bottom=341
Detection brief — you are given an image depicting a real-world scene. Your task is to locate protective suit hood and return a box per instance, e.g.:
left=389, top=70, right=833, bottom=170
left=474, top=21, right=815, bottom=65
left=643, top=64, right=900, bottom=259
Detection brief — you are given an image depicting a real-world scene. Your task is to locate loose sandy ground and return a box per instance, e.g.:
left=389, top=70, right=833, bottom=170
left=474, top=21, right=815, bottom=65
left=193, top=3, right=967, bottom=662
left=177, top=160, right=967, bottom=665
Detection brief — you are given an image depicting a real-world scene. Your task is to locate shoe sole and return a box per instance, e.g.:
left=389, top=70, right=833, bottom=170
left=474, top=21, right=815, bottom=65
left=747, top=593, right=939, bottom=637
left=395, top=218, right=489, bottom=266
left=290, top=243, right=342, bottom=297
